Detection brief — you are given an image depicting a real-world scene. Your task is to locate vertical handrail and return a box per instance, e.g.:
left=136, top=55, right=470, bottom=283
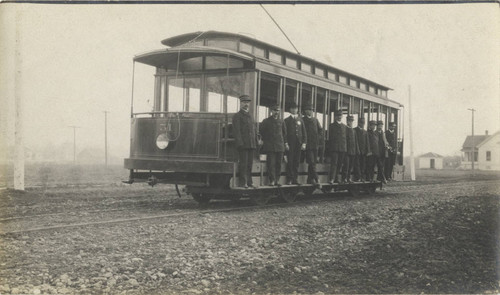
left=130, top=61, right=136, bottom=118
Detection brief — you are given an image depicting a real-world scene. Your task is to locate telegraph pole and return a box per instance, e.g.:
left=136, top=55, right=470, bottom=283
left=467, top=108, right=476, bottom=176
left=69, top=126, right=80, bottom=164
left=14, top=7, right=24, bottom=191
left=104, top=111, right=109, bottom=166
left=408, top=86, right=416, bottom=181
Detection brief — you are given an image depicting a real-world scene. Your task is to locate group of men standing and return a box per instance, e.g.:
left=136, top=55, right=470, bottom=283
left=232, top=94, right=397, bottom=188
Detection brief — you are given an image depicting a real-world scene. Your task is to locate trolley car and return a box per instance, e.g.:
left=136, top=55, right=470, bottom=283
left=124, top=31, right=404, bottom=205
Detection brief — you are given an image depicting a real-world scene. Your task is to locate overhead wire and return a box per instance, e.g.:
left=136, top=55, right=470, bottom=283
left=259, top=4, right=301, bottom=55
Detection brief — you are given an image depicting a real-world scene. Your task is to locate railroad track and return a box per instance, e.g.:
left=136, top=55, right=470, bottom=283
left=1, top=180, right=496, bottom=236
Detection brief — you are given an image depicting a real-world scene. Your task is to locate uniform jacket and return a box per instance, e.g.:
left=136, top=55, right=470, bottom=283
left=232, top=110, right=257, bottom=149
left=328, top=121, right=347, bottom=152
left=385, top=129, right=397, bottom=152
left=355, top=126, right=371, bottom=155
left=260, top=116, right=287, bottom=152
left=302, top=116, right=322, bottom=150
left=368, top=129, right=379, bottom=156
left=346, top=126, right=360, bottom=156
left=284, top=115, right=307, bottom=147
left=377, top=129, right=388, bottom=157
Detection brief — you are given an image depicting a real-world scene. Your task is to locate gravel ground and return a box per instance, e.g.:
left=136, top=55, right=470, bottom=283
left=0, top=167, right=499, bottom=294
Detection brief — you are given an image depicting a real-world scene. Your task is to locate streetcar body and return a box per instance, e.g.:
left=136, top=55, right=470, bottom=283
left=124, top=31, right=404, bottom=203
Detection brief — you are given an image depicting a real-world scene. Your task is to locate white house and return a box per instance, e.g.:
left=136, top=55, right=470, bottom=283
left=418, top=152, right=443, bottom=169
left=461, top=130, right=500, bottom=171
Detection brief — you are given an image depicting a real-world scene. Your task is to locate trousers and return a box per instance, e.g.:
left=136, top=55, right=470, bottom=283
left=267, top=152, right=283, bottom=184
left=353, top=154, right=367, bottom=181
left=329, top=152, right=345, bottom=182
left=286, top=142, right=301, bottom=182
left=385, top=152, right=396, bottom=179
left=342, top=154, right=355, bottom=181
left=238, top=148, right=254, bottom=186
left=366, top=154, right=378, bottom=181
left=306, top=149, right=318, bottom=183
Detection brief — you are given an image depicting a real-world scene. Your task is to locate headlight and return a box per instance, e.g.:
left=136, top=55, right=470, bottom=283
left=156, top=133, right=169, bottom=149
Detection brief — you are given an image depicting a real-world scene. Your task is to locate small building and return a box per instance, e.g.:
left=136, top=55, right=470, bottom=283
left=461, top=130, right=500, bottom=171
left=418, top=152, right=444, bottom=169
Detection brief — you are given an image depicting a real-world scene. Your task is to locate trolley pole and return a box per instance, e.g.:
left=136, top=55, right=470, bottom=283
left=408, top=86, right=416, bottom=181
left=104, top=111, right=109, bottom=166
left=467, top=108, right=475, bottom=176
left=69, top=126, right=80, bottom=164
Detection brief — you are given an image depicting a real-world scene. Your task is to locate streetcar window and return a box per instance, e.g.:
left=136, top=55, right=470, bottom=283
left=301, top=62, right=312, bottom=73
left=301, top=84, right=313, bottom=111
left=339, top=75, right=347, bottom=84
left=315, top=67, right=324, bottom=77
left=239, top=41, right=252, bottom=54
left=359, top=81, right=367, bottom=91
left=178, top=57, right=203, bottom=72
left=316, top=88, right=327, bottom=128
left=369, top=85, right=376, bottom=94
left=286, top=57, right=298, bottom=68
left=254, top=46, right=265, bottom=58
left=205, top=56, right=244, bottom=70
left=380, top=90, right=387, bottom=97
left=167, top=77, right=201, bottom=112
left=340, top=94, right=349, bottom=124
left=328, top=91, right=340, bottom=124
left=351, top=97, right=361, bottom=127
left=258, top=75, right=280, bottom=122
left=205, top=73, right=252, bottom=113
left=207, top=39, right=238, bottom=51
left=269, top=51, right=282, bottom=63
left=349, top=78, right=357, bottom=88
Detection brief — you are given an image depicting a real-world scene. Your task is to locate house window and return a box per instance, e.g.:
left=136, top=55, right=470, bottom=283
left=486, top=151, right=491, bottom=161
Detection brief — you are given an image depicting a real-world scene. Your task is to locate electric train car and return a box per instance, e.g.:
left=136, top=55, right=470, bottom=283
left=124, top=31, right=404, bottom=205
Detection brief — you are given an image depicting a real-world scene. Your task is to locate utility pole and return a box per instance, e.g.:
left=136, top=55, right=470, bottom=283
left=408, top=86, right=416, bottom=181
left=467, top=108, right=476, bottom=176
left=68, top=126, right=80, bottom=164
left=14, top=7, right=24, bottom=191
left=104, top=111, right=109, bottom=166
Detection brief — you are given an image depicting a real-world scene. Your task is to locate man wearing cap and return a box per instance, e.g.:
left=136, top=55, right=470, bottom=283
left=384, top=122, right=397, bottom=181
left=342, top=115, right=360, bottom=183
left=232, top=94, right=259, bottom=188
left=302, top=104, right=322, bottom=185
left=353, top=117, right=371, bottom=182
left=366, top=120, right=379, bottom=182
left=260, top=105, right=287, bottom=186
left=284, top=101, right=307, bottom=185
left=327, top=110, right=347, bottom=184
left=376, top=120, right=388, bottom=184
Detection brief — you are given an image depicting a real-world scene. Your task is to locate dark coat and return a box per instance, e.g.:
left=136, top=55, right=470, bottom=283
left=260, top=116, right=287, bottom=152
left=385, top=130, right=397, bottom=152
left=355, top=126, right=371, bottom=155
left=328, top=121, right=347, bottom=152
left=302, top=116, right=322, bottom=150
left=368, top=129, right=379, bottom=156
left=232, top=110, right=257, bottom=149
left=284, top=115, right=307, bottom=147
left=377, top=130, right=387, bottom=157
left=346, top=126, right=360, bottom=156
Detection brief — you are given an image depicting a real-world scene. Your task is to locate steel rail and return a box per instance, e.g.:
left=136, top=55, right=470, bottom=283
left=0, top=180, right=496, bottom=236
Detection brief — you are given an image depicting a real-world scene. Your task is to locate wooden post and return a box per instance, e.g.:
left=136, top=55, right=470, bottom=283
left=14, top=7, right=24, bottom=191
left=408, top=86, right=416, bottom=181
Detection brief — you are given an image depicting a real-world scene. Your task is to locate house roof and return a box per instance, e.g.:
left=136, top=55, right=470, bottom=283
left=461, top=135, right=490, bottom=150
left=419, top=152, right=444, bottom=158
left=476, top=130, right=500, bottom=148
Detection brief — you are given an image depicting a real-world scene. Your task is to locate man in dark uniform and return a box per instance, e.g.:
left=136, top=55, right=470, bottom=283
left=284, top=102, right=306, bottom=185
left=302, top=104, right=322, bottom=185
left=376, top=120, right=388, bottom=183
left=342, top=115, right=359, bottom=183
left=384, top=122, right=397, bottom=181
left=327, top=110, right=347, bottom=184
left=366, top=120, right=379, bottom=182
left=260, top=105, right=287, bottom=186
left=353, top=117, right=371, bottom=182
left=232, top=94, right=258, bottom=188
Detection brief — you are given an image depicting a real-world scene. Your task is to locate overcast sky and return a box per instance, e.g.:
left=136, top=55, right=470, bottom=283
left=1, top=3, right=498, bottom=160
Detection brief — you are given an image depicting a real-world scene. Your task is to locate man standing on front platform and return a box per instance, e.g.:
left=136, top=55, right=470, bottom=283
left=327, top=110, right=347, bottom=184
left=232, top=94, right=258, bottom=188
left=284, top=102, right=306, bottom=185
left=354, top=117, right=371, bottom=182
left=376, top=120, right=388, bottom=184
left=260, top=105, right=287, bottom=186
left=366, top=120, right=379, bottom=182
left=342, top=115, right=359, bottom=183
left=302, top=104, right=322, bottom=185
left=384, top=122, right=397, bottom=181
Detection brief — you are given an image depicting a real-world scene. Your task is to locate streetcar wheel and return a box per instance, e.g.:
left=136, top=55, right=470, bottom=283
left=251, top=194, right=272, bottom=206
left=192, top=193, right=211, bottom=204
left=279, top=191, right=297, bottom=203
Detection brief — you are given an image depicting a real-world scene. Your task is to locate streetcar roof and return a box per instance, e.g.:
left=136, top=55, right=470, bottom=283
left=161, top=31, right=392, bottom=91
